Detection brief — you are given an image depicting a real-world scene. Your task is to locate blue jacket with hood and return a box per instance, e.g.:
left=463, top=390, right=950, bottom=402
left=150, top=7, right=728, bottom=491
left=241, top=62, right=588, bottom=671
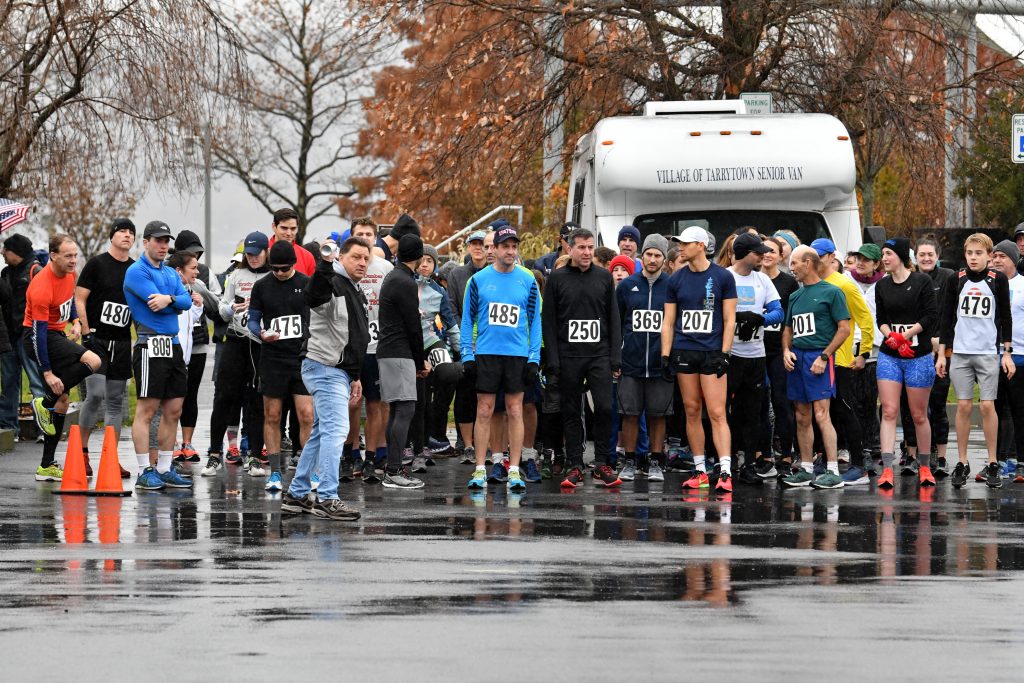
left=616, top=269, right=670, bottom=378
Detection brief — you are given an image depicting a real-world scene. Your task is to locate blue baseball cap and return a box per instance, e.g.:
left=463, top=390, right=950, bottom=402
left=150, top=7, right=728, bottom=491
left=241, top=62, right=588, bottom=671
left=465, top=230, right=486, bottom=244
left=810, top=238, right=836, bottom=256
left=243, top=231, right=270, bottom=254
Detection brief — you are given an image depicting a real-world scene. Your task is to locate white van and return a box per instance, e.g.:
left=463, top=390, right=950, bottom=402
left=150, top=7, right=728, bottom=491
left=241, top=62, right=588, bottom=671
left=566, top=100, right=862, bottom=255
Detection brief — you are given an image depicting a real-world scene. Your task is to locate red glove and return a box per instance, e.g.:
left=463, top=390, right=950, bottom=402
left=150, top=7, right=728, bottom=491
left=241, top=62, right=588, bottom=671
left=885, top=332, right=908, bottom=350
left=897, top=340, right=915, bottom=359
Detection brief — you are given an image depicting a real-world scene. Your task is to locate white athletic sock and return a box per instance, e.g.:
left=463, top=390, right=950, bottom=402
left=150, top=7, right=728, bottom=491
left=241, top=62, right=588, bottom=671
left=136, top=453, right=150, bottom=470
left=156, top=451, right=173, bottom=473
left=509, top=465, right=520, bottom=474
left=491, top=451, right=503, bottom=465
left=693, top=454, right=706, bottom=473
left=801, top=460, right=814, bottom=474
left=827, top=461, right=839, bottom=474
left=522, top=447, right=537, bottom=461
left=719, top=455, right=732, bottom=474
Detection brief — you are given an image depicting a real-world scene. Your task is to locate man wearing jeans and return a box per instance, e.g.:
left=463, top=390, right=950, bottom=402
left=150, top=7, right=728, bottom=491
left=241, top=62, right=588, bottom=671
left=281, top=237, right=370, bottom=521
left=0, top=233, right=45, bottom=431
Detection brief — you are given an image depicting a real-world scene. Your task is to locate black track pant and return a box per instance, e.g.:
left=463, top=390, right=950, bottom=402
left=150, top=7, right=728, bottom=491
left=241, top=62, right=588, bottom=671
left=726, top=356, right=766, bottom=461
left=208, top=335, right=264, bottom=457
left=830, top=365, right=863, bottom=466
left=559, top=355, right=613, bottom=467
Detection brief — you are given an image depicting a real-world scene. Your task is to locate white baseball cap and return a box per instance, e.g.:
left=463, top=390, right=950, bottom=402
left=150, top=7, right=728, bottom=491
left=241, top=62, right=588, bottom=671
left=671, top=226, right=710, bottom=245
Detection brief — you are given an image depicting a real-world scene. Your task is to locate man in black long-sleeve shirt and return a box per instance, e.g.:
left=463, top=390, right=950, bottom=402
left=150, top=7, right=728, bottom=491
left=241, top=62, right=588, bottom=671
left=376, top=234, right=429, bottom=489
left=542, top=227, right=622, bottom=489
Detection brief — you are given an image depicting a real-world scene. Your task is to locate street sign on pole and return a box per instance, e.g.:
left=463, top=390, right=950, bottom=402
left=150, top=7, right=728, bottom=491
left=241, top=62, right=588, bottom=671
left=740, top=92, right=773, bottom=115
left=1013, top=114, right=1024, bottom=164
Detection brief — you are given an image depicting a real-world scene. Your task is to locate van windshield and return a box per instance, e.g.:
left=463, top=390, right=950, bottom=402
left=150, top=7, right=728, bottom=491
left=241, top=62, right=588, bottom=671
left=633, top=210, right=830, bottom=252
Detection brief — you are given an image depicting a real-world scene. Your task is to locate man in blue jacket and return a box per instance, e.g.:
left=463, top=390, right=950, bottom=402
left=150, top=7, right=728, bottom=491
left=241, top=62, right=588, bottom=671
left=617, top=234, right=672, bottom=482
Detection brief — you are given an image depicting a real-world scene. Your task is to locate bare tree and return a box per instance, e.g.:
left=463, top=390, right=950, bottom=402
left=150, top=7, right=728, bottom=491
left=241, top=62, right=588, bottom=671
left=209, top=0, right=395, bottom=241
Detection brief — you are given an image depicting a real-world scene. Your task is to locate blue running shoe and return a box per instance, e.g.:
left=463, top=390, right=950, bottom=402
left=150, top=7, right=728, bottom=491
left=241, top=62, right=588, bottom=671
left=523, top=459, right=542, bottom=483
left=265, top=471, right=283, bottom=492
left=240, top=435, right=249, bottom=454
left=488, top=461, right=508, bottom=483
left=158, top=467, right=194, bottom=489
left=135, top=466, right=165, bottom=491
left=468, top=467, right=487, bottom=489
left=813, top=457, right=826, bottom=476
left=507, top=468, right=527, bottom=492
left=842, top=466, right=869, bottom=486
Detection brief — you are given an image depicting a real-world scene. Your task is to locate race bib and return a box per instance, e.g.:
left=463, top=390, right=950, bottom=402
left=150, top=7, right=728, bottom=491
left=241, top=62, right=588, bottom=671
left=959, top=293, right=993, bottom=319
left=791, top=312, right=816, bottom=339
left=428, top=347, right=451, bottom=367
left=99, top=301, right=131, bottom=327
left=678, top=310, right=713, bottom=334
left=631, top=309, right=663, bottom=333
left=58, top=298, right=72, bottom=324
left=734, top=322, right=763, bottom=341
left=891, top=323, right=918, bottom=346
left=764, top=323, right=781, bottom=332
left=488, top=302, right=520, bottom=328
left=147, top=335, right=173, bottom=358
left=269, top=315, right=303, bottom=340
left=568, top=319, right=601, bottom=342
left=368, top=320, right=379, bottom=343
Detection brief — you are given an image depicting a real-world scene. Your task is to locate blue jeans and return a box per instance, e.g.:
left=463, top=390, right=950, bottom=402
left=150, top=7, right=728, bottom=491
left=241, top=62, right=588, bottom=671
left=0, top=338, right=45, bottom=430
left=288, top=359, right=351, bottom=501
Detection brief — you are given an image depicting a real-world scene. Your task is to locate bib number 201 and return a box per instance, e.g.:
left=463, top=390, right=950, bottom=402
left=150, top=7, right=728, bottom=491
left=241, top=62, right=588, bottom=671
left=791, top=312, right=816, bottom=339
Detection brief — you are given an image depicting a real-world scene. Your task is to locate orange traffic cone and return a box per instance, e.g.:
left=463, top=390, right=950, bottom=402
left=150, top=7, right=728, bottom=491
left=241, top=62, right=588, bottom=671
left=89, top=425, right=132, bottom=497
left=54, top=424, right=89, bottom=495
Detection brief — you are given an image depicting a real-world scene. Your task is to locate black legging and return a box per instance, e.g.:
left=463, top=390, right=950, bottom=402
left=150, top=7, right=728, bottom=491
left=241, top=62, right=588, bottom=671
left=386, top=400, right=416, bottom=471
left=766, top=353, right=794, bottom=458
left=830, top=366, right=864, bottom=466
left=181, top=353, right=206, bottom=429
left=410, top=376, right=428, bottom=453
left=208, top=335, right=263, bottom=457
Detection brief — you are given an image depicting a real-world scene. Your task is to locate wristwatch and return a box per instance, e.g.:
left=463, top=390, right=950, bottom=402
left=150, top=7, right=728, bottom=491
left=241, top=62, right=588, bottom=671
left=1005, top=347, right=1014, bottom=354
left=819, top=352, right=829, bottom=362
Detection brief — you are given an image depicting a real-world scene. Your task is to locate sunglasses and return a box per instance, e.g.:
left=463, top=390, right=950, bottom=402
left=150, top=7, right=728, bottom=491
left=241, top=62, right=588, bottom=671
left=269, top=265, right=292, bottom=273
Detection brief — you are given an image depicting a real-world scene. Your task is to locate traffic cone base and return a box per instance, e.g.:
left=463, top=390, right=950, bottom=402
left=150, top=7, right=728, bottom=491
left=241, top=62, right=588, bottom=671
left=54, top=424, right=89, bottom=495
left=88, top=425, right=132, bottom=497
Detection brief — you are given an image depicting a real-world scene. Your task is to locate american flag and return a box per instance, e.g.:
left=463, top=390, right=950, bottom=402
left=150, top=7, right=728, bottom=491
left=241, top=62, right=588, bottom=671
left=0, top=198, right=29, bottom=232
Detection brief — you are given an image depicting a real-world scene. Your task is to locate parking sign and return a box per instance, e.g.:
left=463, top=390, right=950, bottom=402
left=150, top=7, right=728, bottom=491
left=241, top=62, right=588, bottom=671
left=1013, top=114, right=1024, bottom=164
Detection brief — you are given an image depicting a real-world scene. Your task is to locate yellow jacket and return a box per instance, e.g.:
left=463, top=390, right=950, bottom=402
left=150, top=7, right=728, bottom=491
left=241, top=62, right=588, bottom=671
left=826, top=272, right=874, bottom=368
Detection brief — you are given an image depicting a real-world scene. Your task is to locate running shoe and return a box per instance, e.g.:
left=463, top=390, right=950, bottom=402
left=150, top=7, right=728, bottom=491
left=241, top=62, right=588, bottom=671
left=246, top=458, right=266, bottom=477
left=715, top=471, right=733, bottom=493
left=593, top=464, right=622, bottom=487
left=775, top=460, right=793, bottom=479
left=265, top=472, right=283, bottom=492
left=488, top=461, right=508, bottom=484
left=1001, top=459, right=1016, bottom=477
left=667, top=448, right=695, bottom=472
left=373, top=455, right=387, bottom=474
left=934, top=457, right=950, bottom=478
left=837, top=448, right=850, bottom=464
left=841, top=466, right=869, bottom=486
left=812, top=457, right=826, bottom=476
left=83, top=453, right=93, bottom=478
left=200, top=455, right=223, bottom=477
left=877, top=467, right=894, bottom=489
left=754, top=458, right=777, bottom=479
left=459, top=445, right=476, bottom=465
left=811, top=471, right=844, bottom=489
left=901, top=456, right=918, bottom=476
left=560, top=466, right=585, bottom=489
left=172, top=460, right=193, bottom=478
left=523, top=459, right=542, bottom=483
left=31, top=397, right=55, bottom=436
left=281, top=436, right=293, bottom=454
left=382, top=468, right=425, bottom=490
left=281, top=491, right=315, bottom=514
left=682, top=471, right=710, bottom=489
left=135, top=467, right=165, bottom=490
left=353, top=457, right=369, bottom=478
left=781, top=469, right=814, bottom=487
left=311, top=473, right=320, bottom=490
left=311, top=498, right=361, bottom=521
left=34, top=463, right=63, bottom=481
left=119, top=464, right=131, bottom=479
left=410, top=455, right=428, bottom=473
left=1015, top=468, right=1024, bottom=484
left=158, top=467, right=194, bottom=489
left=986, top=461, right=1002, bottom=489
left=259, top=447, right=269, bottom=465
left=619, top=460, right=637, bottom=481
left=737, top=464, right=761, bottom=486
left=340, top=458, right=354, bottom=482
left=173, top=445, right=185, bottom=461
left=975, top=468, right=987, bottom=483
left=552, top=456, right=566, bottom=477
left=507, top=468, right=527, bottom=492
left=287, top=454, right=299, bottom=471
left=951, top=462, right=969, bottom=488
left=919, top=466, right=936, bottom=487
left=225, top=445, right=243, bottom=465
left=401, top=447, right=415, bottom=466
left=468, top=467, right=487, bottom=489
left=362, top=464, right=380, bottom=484
left=428, top=437, right=454, bottom=455
left=864, top=460, right=880, bottom=477
left=181, top=443, right=200, bottom=462
left=648, top=461, right=665, bottom=482
left=540, top=451, right=553, bottom=479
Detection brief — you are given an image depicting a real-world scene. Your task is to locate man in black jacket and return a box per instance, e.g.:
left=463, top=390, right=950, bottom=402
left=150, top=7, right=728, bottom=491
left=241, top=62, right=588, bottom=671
left=542, top=227, right=623, bottom=489
left=376, top=234, right=429, bottom=489
left=0, top=234, right=43, bottom=431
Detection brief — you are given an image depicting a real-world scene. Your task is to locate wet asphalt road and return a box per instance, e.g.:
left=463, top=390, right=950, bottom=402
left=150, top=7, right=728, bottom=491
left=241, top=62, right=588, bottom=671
left=2, top=378, right=1024, bottom=679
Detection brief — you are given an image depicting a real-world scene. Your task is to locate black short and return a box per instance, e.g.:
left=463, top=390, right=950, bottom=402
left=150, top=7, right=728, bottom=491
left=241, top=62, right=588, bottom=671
left=87, top=336, right=133, bottom=381
left=133, top=340, right=188, bottom=399
left=361, top=354, right=381, bottom=402
left=671, top=349, right=721, bottom=375
left=475, top=354, right=526, bottom=394
left=25, top=330, right=87, bottom=384
left=260, top=354, right=309, bottom=398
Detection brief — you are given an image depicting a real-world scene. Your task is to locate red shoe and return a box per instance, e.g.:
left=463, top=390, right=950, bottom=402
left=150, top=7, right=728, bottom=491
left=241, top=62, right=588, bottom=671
left=877, top=467, right=894, bottom=489
left=683, top=471, right=710, bottom=489
left=715, top=472, right=733, bottom=493
left=225, top=445, right=243, bottom=465
left=975, top=469, right=986, bottom=483
left=173, top=444, right=185, bottom=461
left=592, top=464, right=622, bottom=487
left=1015, top=470, right=1024, bottom=484
left=561, top=466, right=585, bottom=489
left=181, top=443, right=200, bottom=462
left=919, top=466, right=936, bottom=487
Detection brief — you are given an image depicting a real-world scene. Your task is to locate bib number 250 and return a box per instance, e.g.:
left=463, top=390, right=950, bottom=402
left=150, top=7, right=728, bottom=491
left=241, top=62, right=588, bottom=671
left=568, top=319, right=600, bottom=342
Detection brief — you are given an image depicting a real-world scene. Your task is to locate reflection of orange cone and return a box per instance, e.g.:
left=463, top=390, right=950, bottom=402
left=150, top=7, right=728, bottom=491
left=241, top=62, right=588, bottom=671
left=96, top=497, right=122, bottom=544
left=62, top=495, right=87, bottom=544
left=54, top=425, right=89, bottom=495
left=89, top=426, right=132, bottom=497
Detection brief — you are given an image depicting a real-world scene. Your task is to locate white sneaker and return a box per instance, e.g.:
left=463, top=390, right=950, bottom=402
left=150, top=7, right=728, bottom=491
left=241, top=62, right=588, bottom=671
left=200, top=455, right=223, bottom=477
left=619, top=461, right=636, bottom=481
left=247, top=458, right=266, bottom=477
left=648, top=462, right=665, bottom=482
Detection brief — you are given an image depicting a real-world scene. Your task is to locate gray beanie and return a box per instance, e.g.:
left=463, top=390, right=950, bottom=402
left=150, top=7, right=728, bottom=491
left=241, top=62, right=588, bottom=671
left=422, top=244, right=439, bottom=271
left=994, top=239, right=1020, bottom=264
left=641, top=233, right=669, bottom=258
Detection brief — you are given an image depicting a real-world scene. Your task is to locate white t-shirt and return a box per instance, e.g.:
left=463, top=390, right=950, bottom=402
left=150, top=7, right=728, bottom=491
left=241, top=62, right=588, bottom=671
left=728, top=267, right=780, bottom=359
left=340, top=256, right=392, bottom=355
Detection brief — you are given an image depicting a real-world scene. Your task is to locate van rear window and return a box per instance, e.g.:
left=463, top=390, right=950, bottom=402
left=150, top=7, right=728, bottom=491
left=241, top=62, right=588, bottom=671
left=634, top=210, right=829, bottom=250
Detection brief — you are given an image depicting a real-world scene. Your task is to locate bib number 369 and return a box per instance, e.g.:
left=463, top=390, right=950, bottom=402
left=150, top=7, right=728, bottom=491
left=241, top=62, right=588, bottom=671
left=568, top=319, right=600, bottom=342
left=632, top=309, right=662, bottom=333
left=148, top=335, right=173, bottom=358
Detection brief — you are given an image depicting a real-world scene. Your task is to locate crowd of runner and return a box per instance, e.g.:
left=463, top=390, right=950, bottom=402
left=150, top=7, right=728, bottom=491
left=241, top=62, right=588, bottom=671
left=4, top=212, right=1024, bottom=520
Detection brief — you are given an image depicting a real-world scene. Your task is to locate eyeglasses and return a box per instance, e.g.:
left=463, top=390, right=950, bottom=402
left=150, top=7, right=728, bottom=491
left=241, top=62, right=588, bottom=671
left=269, top=265, right=292, bottom=273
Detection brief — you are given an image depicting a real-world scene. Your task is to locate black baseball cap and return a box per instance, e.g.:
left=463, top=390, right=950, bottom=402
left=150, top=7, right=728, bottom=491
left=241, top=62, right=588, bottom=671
left=733, top=232, right=771, bottom=258
left=559, top=221, right=579, bottom=238
left=143, top=221, right=173, bottom=240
